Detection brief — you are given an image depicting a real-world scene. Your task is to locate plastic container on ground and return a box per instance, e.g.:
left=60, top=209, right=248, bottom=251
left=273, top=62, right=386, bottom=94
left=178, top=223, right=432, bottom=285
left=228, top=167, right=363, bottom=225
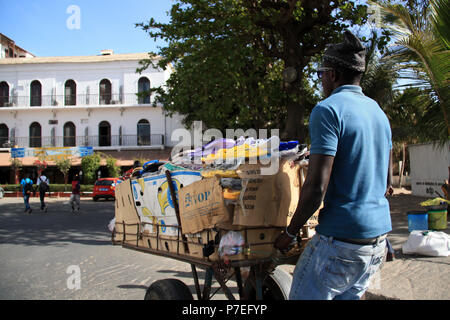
left=407, top=211, right=428, bottom=232
left=427, top=209, right=448, bottom=230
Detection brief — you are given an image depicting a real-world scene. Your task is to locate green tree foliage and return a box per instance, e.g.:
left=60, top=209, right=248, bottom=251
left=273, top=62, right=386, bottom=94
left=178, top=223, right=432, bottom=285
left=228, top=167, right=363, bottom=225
left=137, top=0, right=370, bottom=141
left=360, top=28, right=442, bottom=146
left=81, top=153, right=101, bottom=184
left=361, top=30, right=398, bottom=109
left=371, top=0, right=450, bottom=141
left=55, top=157, right=71, bottom=191
left=10, top=157, right=22, bottom=184
left=106, top=156, right=120, bottom=178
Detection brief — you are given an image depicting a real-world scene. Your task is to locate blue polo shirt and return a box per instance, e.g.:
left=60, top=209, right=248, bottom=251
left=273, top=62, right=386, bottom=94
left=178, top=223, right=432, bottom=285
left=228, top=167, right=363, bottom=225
left=309, top=85, right=392, bottom=239
left=20, top=178, right=33, bottom=196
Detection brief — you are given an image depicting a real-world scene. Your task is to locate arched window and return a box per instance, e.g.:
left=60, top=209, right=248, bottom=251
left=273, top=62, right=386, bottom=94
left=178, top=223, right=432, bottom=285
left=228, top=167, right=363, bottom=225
left=30, top=80, right=42, bottom=106
left=29, top=122, right=42, bottom=147
left=137, top=119, right=150, bottom=146
left=0, top=82, right=9, bottom=107
left=138, top=77, right=150, bottom=104
left=98, top=121, right=111, bottom=146
left=0, top=124, right=8, bottom=147
left=63, top=121, right=76, bottom=147
left=64, top=80, right=77, bottom=106
left=99, top=79, right=111, bottom=105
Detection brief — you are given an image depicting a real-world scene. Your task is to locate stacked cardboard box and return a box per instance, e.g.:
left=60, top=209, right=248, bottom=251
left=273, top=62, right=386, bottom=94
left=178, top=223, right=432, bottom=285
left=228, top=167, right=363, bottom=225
left=114, top=158, right=319, bottom=262
left=178, top=159, right=319, bottom=261
left=113, top=179, right=144, bottom=247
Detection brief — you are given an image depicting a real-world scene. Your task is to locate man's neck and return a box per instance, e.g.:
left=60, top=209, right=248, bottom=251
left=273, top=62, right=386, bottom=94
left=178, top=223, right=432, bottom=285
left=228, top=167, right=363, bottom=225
left=335, top=81, right=360, bottom=88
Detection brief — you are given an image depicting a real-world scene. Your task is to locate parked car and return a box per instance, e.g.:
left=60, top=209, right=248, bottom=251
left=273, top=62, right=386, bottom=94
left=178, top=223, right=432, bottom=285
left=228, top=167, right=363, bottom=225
left=92, top=178, right=122, bottom=201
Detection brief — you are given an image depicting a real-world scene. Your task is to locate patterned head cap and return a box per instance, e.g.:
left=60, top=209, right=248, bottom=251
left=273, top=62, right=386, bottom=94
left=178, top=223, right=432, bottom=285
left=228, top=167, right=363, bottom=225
left=323, top=30, right=366, bottom=72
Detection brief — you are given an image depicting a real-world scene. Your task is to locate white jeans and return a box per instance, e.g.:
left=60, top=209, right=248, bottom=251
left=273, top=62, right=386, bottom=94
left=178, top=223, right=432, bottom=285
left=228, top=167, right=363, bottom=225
left=70, top=194, right=80, bottom=209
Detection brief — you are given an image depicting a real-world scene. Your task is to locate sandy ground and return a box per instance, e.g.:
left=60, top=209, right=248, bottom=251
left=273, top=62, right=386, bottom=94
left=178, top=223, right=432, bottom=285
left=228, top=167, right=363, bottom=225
left=365, top=188, right=450, bottom=300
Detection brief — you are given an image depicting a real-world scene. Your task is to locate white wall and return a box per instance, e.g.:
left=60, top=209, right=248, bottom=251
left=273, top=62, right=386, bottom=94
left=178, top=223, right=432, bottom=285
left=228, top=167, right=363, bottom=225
left=409, top=142, right=450, bottom=197
left=0, top=59, right=164, bottom=104
left=0, top=56, right=186, bottom=149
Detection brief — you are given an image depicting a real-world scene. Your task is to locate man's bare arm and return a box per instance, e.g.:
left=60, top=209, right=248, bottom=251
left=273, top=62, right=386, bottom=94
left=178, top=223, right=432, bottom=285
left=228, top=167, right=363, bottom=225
left=286, top=154, right=334, bottom=235
left=386, top=150, right=393, bottom=196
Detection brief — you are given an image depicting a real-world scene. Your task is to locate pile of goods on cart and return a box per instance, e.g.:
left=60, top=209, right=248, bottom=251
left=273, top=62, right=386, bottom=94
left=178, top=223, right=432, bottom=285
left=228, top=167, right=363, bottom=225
left=112, top=136, right=320, bottom=263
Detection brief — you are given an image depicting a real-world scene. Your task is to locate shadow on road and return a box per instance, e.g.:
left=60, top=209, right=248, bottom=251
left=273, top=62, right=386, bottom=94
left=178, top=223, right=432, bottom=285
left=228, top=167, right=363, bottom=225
left=117, top=284, right=149, bottom=290
left=0, top=199, right=115, bottom=247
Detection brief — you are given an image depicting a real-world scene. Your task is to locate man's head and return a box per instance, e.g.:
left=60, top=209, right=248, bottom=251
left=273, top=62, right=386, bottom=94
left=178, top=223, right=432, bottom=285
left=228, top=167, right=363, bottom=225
left=318, top=30, right=366, bottom=97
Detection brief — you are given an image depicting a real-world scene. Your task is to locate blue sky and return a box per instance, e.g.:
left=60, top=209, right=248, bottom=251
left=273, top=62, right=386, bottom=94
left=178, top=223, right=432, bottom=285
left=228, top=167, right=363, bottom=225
left=0, top=0, right=173, bottom=57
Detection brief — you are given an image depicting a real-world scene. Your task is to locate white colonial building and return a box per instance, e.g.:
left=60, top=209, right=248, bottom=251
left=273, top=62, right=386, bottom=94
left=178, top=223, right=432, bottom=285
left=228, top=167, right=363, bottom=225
left=0, top=39, right=186, bottom=184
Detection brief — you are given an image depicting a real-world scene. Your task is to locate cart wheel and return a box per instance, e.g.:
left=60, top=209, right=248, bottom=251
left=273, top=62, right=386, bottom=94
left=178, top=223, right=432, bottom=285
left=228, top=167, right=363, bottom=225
left=243, top=267, right=292, bottom=300
left=144, top=279, right=194, bottom=300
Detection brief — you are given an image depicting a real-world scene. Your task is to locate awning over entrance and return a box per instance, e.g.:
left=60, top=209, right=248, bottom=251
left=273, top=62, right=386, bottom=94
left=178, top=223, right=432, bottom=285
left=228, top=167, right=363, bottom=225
left=0, top=148, right=172, bottom=167
left=99, top=149, right=172, bottom=166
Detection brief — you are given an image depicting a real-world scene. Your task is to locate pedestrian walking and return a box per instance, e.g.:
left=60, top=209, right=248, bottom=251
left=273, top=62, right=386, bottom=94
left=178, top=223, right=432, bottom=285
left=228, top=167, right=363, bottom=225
left=37, top=173, right=49, bottom=212
left=275, top=30, right=392, bottom=300
left=20, top=176, right=34, bottom=214
left=70, top=175, right=81, bottom=212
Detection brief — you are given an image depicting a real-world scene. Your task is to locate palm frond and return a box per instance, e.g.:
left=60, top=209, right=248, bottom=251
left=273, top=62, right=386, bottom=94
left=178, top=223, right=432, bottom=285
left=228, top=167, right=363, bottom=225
left=430, top=0, right=450, bottom=49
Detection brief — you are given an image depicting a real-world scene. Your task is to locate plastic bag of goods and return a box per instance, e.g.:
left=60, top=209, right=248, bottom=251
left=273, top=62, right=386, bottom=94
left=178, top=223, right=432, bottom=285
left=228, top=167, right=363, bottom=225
left=402, top=230, right=450, bottom=257
left=218, top=231, right=245, bottom=257
left=108, top=218, right=116, bottom=232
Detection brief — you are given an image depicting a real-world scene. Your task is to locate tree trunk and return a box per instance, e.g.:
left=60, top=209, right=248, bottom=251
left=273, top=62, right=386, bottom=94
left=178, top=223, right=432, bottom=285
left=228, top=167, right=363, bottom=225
left=281, top=71, right=307, bottom=141
left=14, top=169, right=19, bottom=184
left=64, top=174, right=68, bottom=192
left=280, top=34, right=309, bottom=142
left=283, top=97, right=306, bottom=141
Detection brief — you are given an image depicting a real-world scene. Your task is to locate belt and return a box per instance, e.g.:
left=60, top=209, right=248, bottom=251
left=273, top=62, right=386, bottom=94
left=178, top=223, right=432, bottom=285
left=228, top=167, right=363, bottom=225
left=334, top=234, right=387, bottom=245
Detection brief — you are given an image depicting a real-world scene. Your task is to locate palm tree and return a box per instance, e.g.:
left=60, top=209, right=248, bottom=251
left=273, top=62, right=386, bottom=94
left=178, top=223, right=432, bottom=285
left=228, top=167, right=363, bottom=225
left=361, top=30, right=398, bottom=109
left=370, top=0, right=450, bottom=140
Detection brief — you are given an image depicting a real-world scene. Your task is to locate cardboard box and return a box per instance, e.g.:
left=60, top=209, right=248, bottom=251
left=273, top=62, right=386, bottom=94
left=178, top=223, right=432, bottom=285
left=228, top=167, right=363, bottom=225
left=185, top=229, right=219, bottom=260
left=114, top=179, right=142, bottom=244
left=233, top=227, right=282, bottom=260
left=178, top=177, right=232, bottom=234
left=184, top=227, right=282, bottom=261
left=178, top=159, right=319, bottom=234
left=232, top=159, right=301, bottom=227
left=131, top=170, right=202, bottom=235
left=142, top=232, right=188, bottom=255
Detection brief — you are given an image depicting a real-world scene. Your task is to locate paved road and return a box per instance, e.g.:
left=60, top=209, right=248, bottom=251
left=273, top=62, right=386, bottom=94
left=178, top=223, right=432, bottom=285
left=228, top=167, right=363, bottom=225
left=3, top=192, right=447, bottom=300
left=0, top=197, right=236, bottom=300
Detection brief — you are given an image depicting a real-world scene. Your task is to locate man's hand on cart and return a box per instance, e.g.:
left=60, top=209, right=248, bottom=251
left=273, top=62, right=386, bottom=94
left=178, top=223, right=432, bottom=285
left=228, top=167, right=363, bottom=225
left=270, top=230, right=301, bottom=269
left=274, top=226, right=298, bottom=253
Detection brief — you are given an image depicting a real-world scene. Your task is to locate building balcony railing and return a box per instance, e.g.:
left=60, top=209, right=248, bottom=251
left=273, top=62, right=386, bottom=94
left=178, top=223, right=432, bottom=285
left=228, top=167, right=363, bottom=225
left=0, top=93, right=152, bottom=108
left=4, top=134, right=164, bottom=149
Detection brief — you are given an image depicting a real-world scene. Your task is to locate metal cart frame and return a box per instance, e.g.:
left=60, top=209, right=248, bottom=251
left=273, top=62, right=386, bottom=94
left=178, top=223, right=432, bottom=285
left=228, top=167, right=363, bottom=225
left=111, top=170, right=304, bottom=300
left=112, top=220, right=303, bottom=300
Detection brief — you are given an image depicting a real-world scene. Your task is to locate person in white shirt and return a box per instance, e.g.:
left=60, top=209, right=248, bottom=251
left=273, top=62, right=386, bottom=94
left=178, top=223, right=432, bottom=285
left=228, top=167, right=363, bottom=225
left=37, top=173, right=50, bottom=212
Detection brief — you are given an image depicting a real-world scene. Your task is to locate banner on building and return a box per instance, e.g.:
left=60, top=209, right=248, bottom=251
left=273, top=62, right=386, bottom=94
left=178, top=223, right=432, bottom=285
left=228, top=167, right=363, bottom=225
left=11, top=147, right=93, bottom=161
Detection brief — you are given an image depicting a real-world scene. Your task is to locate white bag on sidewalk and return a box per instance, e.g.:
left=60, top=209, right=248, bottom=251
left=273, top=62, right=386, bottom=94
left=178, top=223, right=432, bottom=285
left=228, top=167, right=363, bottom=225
left=402, top=230, right=450, bottom=257
left=108, top=218, right=116, bottom=232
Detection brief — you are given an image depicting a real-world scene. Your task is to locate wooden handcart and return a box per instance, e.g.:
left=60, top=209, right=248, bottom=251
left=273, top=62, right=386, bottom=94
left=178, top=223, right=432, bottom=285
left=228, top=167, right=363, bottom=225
left=111, top=170, right=311, bottom=300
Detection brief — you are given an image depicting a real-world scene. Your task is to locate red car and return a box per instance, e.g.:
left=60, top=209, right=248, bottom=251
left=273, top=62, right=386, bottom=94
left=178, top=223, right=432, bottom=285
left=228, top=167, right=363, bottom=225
left=92, top=178, right=122, bottom=201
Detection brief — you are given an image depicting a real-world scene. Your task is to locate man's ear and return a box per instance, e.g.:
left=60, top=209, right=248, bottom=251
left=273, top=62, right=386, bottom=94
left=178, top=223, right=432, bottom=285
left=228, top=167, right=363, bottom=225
left=330, top=68, right=338, bottom=83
